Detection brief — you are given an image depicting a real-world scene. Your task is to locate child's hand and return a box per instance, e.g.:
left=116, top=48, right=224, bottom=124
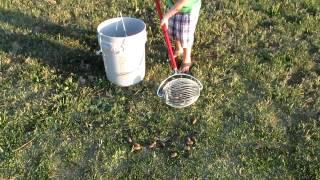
left=160, top=16, right=169, bottom=29
left=160, top=0, right=189, bottom=29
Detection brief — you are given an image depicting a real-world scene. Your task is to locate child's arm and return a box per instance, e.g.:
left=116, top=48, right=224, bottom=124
left=160, top=0, right=189, bottom=28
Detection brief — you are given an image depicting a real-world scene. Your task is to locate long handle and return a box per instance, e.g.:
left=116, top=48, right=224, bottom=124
left=155, top=0, right=177, bottom=71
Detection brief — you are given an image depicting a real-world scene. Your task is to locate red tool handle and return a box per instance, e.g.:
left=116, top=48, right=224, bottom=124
left=155, top=0, right=177, bottom=71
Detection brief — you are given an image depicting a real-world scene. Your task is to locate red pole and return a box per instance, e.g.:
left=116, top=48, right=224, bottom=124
left=155, top=0, right=177, bottom=71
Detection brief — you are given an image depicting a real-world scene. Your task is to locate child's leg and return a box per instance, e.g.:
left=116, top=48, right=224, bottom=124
left=180, top=47, right=192, bottom=72
left=168, top=14, right=183, bottom=58
left=175, top=40, right=183, bottom=58
left=179, top=6, right=200, bottom=72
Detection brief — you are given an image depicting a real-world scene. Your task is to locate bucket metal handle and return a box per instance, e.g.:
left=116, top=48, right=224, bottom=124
left=98, top=32, right=127, bottom=54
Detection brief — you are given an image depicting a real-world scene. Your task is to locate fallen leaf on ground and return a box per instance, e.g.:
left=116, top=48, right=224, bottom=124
left=46, top=0, right=57, bottom=5
left=132, top=143, right=142, bottom=152
left=186, top=137, right=194, bottom=146
left=149, top=141, right=157, bottom=149
left=170, top=152, right=178, bottom=158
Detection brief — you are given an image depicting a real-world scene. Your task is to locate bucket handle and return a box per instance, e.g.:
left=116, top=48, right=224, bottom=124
left=99, top=40, right=125, bottom=54
left=97, top=33, right=128, bottom=54
left=96, top=34, right=103, bottom=55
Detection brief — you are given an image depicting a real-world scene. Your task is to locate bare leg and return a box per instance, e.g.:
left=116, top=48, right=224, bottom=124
left=180, top=47, right=192, bottom=72
left=174, top=40, right=183, bottom=58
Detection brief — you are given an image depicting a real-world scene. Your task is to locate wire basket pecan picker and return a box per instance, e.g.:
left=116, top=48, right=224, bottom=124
left=154, top=0, right=203, bottom=108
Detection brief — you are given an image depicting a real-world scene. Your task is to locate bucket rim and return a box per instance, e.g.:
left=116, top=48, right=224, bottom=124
left=97, top=17, right=146, bottom=39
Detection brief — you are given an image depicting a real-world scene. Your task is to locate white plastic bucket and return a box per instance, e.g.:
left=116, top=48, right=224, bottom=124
left=97, top=17, right=147, bottom=87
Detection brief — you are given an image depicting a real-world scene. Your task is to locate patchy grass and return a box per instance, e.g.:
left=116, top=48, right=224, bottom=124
left=0, top=0, right=320, bottom=179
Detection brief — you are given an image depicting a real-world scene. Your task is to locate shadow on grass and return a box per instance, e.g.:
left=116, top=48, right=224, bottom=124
left=0, top=7, right=169, bottom=85
left=0, top=8, right=105, bottom=78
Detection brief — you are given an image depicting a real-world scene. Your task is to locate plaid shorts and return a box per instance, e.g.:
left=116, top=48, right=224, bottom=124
left=168, top=7, right=200, bottom=48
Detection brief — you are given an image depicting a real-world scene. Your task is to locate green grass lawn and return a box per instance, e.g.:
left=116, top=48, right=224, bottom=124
left=0, top=0, right=320, bottom=179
